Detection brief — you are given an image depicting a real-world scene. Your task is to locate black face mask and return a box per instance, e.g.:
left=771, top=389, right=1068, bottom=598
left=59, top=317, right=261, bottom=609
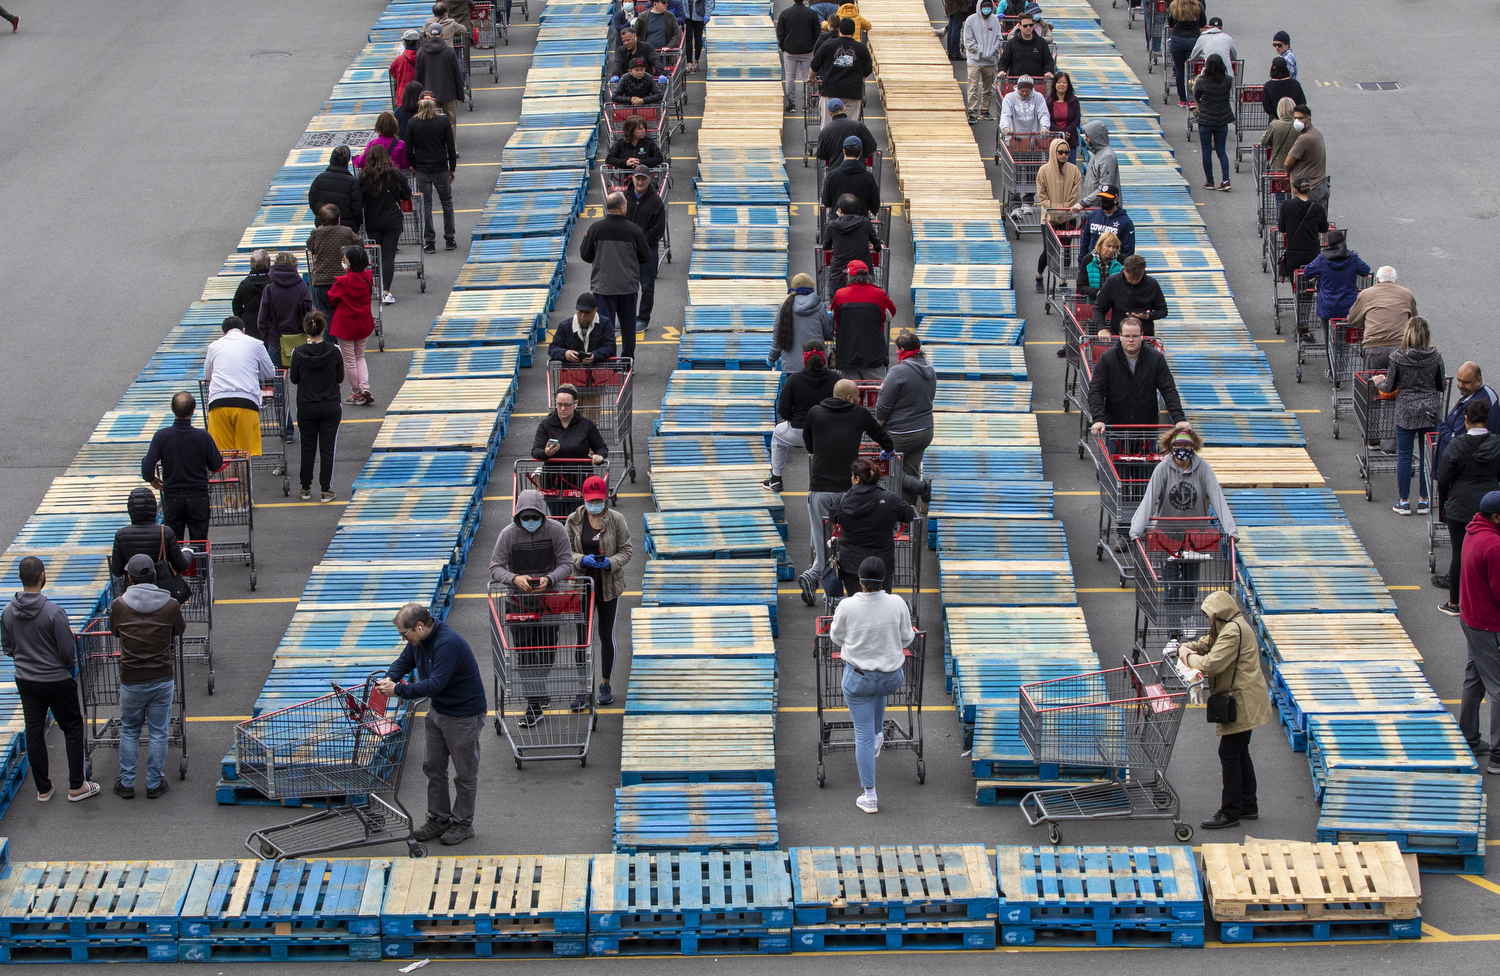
left=1172, top=448, right=1194, bottom=462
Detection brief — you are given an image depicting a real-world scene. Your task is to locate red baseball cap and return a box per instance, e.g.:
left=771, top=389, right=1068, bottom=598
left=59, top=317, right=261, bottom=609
left=582, top=476, right=609, bottom=501
left=846, top=259, right=869, bottom=275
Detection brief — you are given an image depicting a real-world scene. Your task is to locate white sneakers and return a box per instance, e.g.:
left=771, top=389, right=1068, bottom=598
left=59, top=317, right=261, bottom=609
left=382, top=291, right=396, bottom=305
left=856, top=794, right=878, bottom=814
left=874, top=731, right=884, bottom=757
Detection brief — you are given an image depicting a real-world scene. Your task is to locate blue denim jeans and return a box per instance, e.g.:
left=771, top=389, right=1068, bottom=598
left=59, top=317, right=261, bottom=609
left=119, top=677, right=175, bottom=789
left=1395, top=426, right=1434, bottom=503
left=1170, top=36, right=1195, bottom=102
left=1198, top=124, right=1229, bottom=184
left=841, top=665, right=905, bottom=789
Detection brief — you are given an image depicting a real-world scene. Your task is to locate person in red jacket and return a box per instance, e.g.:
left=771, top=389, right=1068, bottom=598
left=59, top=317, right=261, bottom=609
left=829, top=260, right=897, bottom=381
left=390, top=29, right=420, bottom=95
left=328, top=246, right=376, bottom=405
left=1460, top=490, right=1500, bottom=769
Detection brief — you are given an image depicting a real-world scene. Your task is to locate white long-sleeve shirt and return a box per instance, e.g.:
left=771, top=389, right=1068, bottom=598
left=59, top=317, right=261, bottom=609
left=828, top=590, right=913, bottom=672
left=203, top=329, right=276, bottom=409
left=999, top=89, right=1050, bottom=134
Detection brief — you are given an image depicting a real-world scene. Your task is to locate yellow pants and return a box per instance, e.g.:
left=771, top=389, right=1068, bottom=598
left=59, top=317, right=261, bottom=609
left=206, top=407, right=262, bottom=457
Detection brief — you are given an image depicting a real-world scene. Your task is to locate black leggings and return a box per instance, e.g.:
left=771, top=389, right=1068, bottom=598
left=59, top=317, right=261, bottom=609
left=1037, top=251, right=1049, bottom=276
left=1449, top=518, right=1467, bottom=605
left=17, top=677, right=86, bottom=792
left=373, top=228, right=400, bottom=294
left=297, top=400, right=341, bottom=492
left=596, top=596, right=620, bottom=681
left=685, top=19, right=705, bottom=61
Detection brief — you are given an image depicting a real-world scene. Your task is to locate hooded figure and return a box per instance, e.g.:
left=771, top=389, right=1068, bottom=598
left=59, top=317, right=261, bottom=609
left=257, top=261, right=314, bottom=357
left=771, top=274, right=834, bottom=372
left=1301, top=232, right=1372, bottom=322
left=1035, top=138, right=1081, bottom=217
left=110, top=487, right=193, bottom=580
left=489, top=489, right=574, bottom=590
left=109, top=555, right=185, bottom=686
left=1179, top=592, right=1273, bottom=740
left=1077, top=120, right=1119, bottom=209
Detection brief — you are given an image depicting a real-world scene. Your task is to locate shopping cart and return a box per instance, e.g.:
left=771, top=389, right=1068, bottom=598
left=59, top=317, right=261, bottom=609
left=1183, top=58, right=1244, bottom=136
left=193, top=447, right=259, bottom=591
left=802, top=77, right=820, bottom=165
left=600, top=164, right=672, bottom=264
left=1131, top=517, right=1235, bottom=661
left=658, top=45, right=688, bottom=130
left=1289, top=266, right=1321, bottom=381
left=1426, top=431, right=1449, bottom=574
left=372, top=191, right=426, bottom=297
left=1041, top=212, right=1082, bottom=315
left=815, top=242, right=890, bottom=303
left=474, top=0, right=506, bottom=55
left=1253, top=147, right=1284, bottom=240
left=1234, top=85, right=1267, bottom=170
left=238, top=673, right=421, bottom=860
left=548, top=360, right=635, bottom=496
left=1266, top=232, right=1295, bottom=334
left=1143, top=0, right=1167, bottom=69
left=514, top=458, right=613, bottom=519
left=453, top=35, right=474, bottom=110
left=76, top=622, right=189, bottom=785
left=601, top=104, right=675, bottom=160
left=1327, top=317, right=1362, bottom=439
left=1074, top=334, right=1167, bottom=458
left=1059, top=295, right=1096, bottom=410
left=1354, top=370, right=1399, bottom=501
left=813, top=616, right=925, bottom=787
left=995, top=132, right=1064, bottom=236
left=176, top=543, right=214, bottom=694
left=255, top=373, right=290, bottom=496
left=488, top=578, right=595, bottom=767
left=1090, top=426, right=1170, bottom=586
left=1018, top=657, right=1195, bottom=844
left=819, top=458, right=922, bottom=623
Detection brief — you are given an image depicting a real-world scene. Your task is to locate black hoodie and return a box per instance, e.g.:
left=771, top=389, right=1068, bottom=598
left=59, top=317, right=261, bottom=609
left=802, top=397, right=893, bottom=492
left=821, top=156, right=881, bottom=214
left=821, top=212, right=881, bottom=277
left=832, top=483, right=917, bottom=573
left=1438, top=431, right=1500, bottom=525
left=778, top=367, right=844, bottom=429
left=111, top=487, right=192, bottom=578
left=289, top=339, right=346, bottom=406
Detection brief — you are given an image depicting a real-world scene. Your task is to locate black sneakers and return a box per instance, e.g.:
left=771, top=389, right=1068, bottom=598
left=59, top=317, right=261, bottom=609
left=414, top=816, right=452, bottom=842
left=113, top=779, right=135, bottom=799
left=519, top=704, right=544, bottom=728
left=440, top=821, right=475, bottom=846
left=598, top=681, right=614, bottom=706
left=798, top=571, right=818, bottom=607
left=147, top=780, right=169, bottom=799
left=762, top=474, right=784, bottom=492
left=1439, top=602, right=1461, bottom=617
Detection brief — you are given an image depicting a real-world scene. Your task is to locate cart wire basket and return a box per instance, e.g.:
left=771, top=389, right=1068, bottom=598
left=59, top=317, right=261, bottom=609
left=513, top=458, right=613, bottom=519
left=1130, top=517, right=1235, bottom=660
left=1090, top=426, right=1171, bottom=586
left=548, top=359, right=636, bottom=497
left=239, top=671, right=420, bottom=860
left=77, top=622, right=189, bottom=784
left=813, top=616, right=925, bottom=787
left=488, top=577, right=596, bottom=767
left=1018, top=657, right=1194, bottom=844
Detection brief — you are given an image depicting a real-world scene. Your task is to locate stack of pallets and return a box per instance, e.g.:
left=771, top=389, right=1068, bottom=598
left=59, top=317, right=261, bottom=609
left=0, top=860, right=195, bottom=963
left=994, top=846, right=1204, bottom=947
left=587, top=852, right=792, bottom=955
left=1202, top=841, right=1421, bottom=943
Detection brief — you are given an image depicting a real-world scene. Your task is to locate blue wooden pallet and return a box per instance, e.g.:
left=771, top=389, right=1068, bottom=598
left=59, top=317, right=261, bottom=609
left=177, top=939, right=383, bottom=962
left=935, top=520, right=1068, bottom=557
left=1273, top=661, right=1442, bottom=750
left=1000, top=921, right=1204, bottom=947
left=1307, top=713, right=1477, bottom=800
left=613, top=783, right=779, bottom=852
left=589, top=851, right=793, bottom=931
left=1242, top=567, right=1397, bottom=620
left=639, top=559, right=779, bottom=636
left=380, top=936, right=587, bottom=958
left=179, top=858, right=384, bottom=940
left=694, top=183, right=790, bottom=206
left=1223, top=488, right=1346, bottom=526
left=0, top=940, right=178, bottom=963
left=923, top=345, right=1027, bottom=381
left=1219, top=917, right=1421, bottom=943
left=654, top=403, right=775, bottom=443
left=1183, top=412, right=1306, bottom=448
left=911, top=241, right=1013, bottom=265
left=793, top=920, right=996, bottom=951
left=1317, top=770, right=1485, bottom=859
left=588, top=928, right=790, bottom=955
left=677, top=333, right=775, bottom=370
left=950, top=661, right=1086, bottom=724
left=681, top=305, right=779, bottom=333
left=912, top=289, right=1017, bottom=319
left=970, top=710, right=1115, bottom=780
left=380, top=854, right=590, bottom=941
left=994, top=846, right=1202, bottom=925
left=923, top=448, right=1046, bottom=483
left=915, top=316, right=1025, bottom=346
left=351, top=450, right=488, bottom=493
left=646, top=436, right=769, bottom=469
left=688, top=250, right=789, bottom=279
left=214, top=778, right=368, bottom=807
left=789, top=845, right=996, bottom=925
left=0, top=860, right=196, bottom=940
left=1176, top=379, right=1286, bottom=412
left=467, top=237, right=570, bottom=265
left=625, top=657, right=777, bottom=715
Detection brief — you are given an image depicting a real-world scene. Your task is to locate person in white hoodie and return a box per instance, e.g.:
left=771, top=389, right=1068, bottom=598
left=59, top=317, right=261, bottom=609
left=962, top=0, right=1003, bottom=124
left=998, top=74, right=1050, bottom=136
left=1188, top=18, right=1237, bottom=71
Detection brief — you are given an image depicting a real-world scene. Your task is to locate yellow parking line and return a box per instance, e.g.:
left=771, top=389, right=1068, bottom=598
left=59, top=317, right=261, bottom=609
left=258, top=500, right=349, bottom=508
left=217, top=597, right=298, bottom=604
left=1460, top=875, right=1500, bottom=897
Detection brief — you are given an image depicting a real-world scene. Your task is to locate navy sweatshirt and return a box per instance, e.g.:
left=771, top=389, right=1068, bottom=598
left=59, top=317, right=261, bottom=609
left=386, top=620, right=488, bottom=717
left=141, top=419, right=223, bottom=494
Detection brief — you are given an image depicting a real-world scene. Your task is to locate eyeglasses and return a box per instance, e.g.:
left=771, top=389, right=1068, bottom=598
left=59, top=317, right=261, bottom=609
left=556, top=399, right=576, bottom=408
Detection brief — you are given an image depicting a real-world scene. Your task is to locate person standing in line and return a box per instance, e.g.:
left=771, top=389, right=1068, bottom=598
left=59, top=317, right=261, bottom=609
left=1276, top=177, right=1327, bottom=278
left=1260, top=97, right=1298, bottom=173
left=378, top=603, right=487, bottom=846
left=810, top=18, right=873, bottom=124
left=394, top=81, right=424, bottom=140
left=289, top=311, right=345, bottom=503
left=1373, top=317, right=1446, bottom=517
left=1300, top=230, right=1370, bottom=355
left=390, top=29, right=421, bottom=95
left=1188, top=16, right=1236, bottom=65
left=328, top=246, right=377, bottom=407
left=682, top=0, right=714, bottom=73
left=1166, top=0, right=1206, bottom=108
left=1260, top=56, right=1303, bottom=118
left=1436, top=363, right=1500, bottom=486
left=405, top=94, right=459, bottom=253
left=579, top=192, right=652, bottom=360
left=820, top=142, right=881, bottom=217
left=961, top=0, right=1002, bottom=125
left=997, top=8, right=1054, bottom=84
left=489, top=489, right=575, bottom=727
left=820, top=193, right=881, bottom=295
left=874, top=332, right=936, bottom=506
left=802, top=379, right=894, bottom=598
left=1192, top=53, right=1235, bottom=190
left=1272, top=30, right=1297, bottom=78
left=997, top=74, right=1049, bottom=138
left=109, top=555, right=185, bottom=800
left=829, top=260, right=897, bottom=381
left=1437, top=399, right=1500, bottom=616
left=307, top=147, right=364, bottom=234
left=203, top=315, right=277, bottom=457
left=767, top=339, right=841, bottom=499
left=1088, top=317, right=1189, bottom=435
left=815, top=98, right=878, bottom=163
left=141, top=392, right=223, bottom=545
left=1074, top=121, right=1119, bottom=211
left=354, top=111, right=410, bottom=172
left=828, top=555, right=915, bottom=814
left=415, top=22, right=466, bottom=146
left=769, top=275, right=833, bottom=374
left=634, top=0, right=681, bottom=55
left=1034, top=137, right=1080, bottom=292
left=231, top=250, right=271, bottom=336
left=831, top=460, right=918, bottom=596
left=940, top=0, right=969, bottom=61
left=1458, top=491, right=1500, bottom=768
left=548, top=292, right=617, bottom=367
left=258, top=251, right=315, bottom=384
left=358, top=142, right=413, bottom=306
left=1093, top=255, right=1168, bottom=336
left=777, top=0, right=819, bottom=110
left=2, top=557, right=97, bottom=803
left=305, top=204, right=362, bottom=315
left=1047, top=72, right=1081, bottom=163
left=1283, top=104, right=1328, bottom=211
left=1177, top=591, right=1272, bottom=830
left=1345, top=265, right=1417, bottom=372
left=624, top=167, right=666, bottom=333
left=566, top=476, right=633, bottom=706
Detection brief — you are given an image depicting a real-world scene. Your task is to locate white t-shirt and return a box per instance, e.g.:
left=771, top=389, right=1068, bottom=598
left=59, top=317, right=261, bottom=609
left=828, top=591, right=913, bottom=672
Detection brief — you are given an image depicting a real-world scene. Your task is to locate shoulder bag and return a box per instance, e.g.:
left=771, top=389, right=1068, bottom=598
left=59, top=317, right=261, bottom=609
left=155, top=529, right=194, bottom=605
left=1203, top=618, right=1244, bottom=724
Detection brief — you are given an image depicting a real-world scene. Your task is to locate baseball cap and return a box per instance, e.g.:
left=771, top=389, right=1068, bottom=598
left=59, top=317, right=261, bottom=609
left=582, top=476, right=609, bottom=501
left=426, top=22, right=444, bottom=35
left=125, top=553, right=157, bottom=582
left=629, top=56, right=648, bottom=68
left=633, top=164, right=651, bottom=176
left=575, top=292, right=597, bottom=311
left=842, top=135, right=862, bottom=149
left=1482, top=491, right=1500, bottom=514
left=420, top=90, right=436, bottom=101
left=402, top=28, right=421, bottom=40
left=1273, top=30, right=1291, bottom=44
left=846, top=259, right=869, bottom=275
left=826, top=97, right=844, bottom=112
left=1096, top=183, right=1118, bottom=199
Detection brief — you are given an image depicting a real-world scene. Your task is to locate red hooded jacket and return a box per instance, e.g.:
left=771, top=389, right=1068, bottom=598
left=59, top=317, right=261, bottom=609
left=328, top=269, right=375, bottom=342
left=389, top=49, right=418, bottom=97
left=1461, top=513, right=1500, bottom=631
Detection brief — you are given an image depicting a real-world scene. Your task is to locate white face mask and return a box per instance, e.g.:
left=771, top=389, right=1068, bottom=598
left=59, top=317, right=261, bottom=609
left=1293, top=119, right=1306, bottom=131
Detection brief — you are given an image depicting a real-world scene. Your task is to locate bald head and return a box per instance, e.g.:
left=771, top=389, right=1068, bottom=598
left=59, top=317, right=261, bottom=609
left=1458, top=361, right=1484, bottom=398
left=833, top=379, right=860, bottom=402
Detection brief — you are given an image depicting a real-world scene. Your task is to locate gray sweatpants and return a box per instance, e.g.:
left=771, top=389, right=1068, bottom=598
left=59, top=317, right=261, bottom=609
left=807, top=490, right=841, bottom=577
left=1459, top=622, right=1500, bottom=753
left=423, top=709, right=483, bottom=825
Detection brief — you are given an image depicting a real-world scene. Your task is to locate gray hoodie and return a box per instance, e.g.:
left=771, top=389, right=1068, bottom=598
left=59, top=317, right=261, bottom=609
left=1078, top=120, right=1119, bottom=208
left=1129, top=453, right=1237, bottom=541
left=1, top=591, right=77, bottom=683
left=874, top=355, right=937, bottom=433
left=489, top=488, right=575, bottom=588
left=772, top=292, right=834, bottom=372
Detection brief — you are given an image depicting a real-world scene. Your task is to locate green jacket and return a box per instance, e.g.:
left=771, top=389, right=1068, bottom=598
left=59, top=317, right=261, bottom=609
left=1182, top=591, right=1273, bottom=736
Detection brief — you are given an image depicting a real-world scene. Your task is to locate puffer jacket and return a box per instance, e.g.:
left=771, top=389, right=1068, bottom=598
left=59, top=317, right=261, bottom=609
left=771, top=291, right=835, bottom=372
left=307, top=163, right=364, bottom=231
left=1302, top=242, right=1371, bottom=322
left=1180, top=591, right=1273, bottom=736
left=1034, top=140, right=1081, bottom=217
left=1378, top=346, right=1447, bottom=431
left=565, top=506, right=634, bottom=603
left=831, top=483, right=917, bottom=575
left=1192, top=73, right=1234, bottom=127
left=110, top=487, right=192, bottom=578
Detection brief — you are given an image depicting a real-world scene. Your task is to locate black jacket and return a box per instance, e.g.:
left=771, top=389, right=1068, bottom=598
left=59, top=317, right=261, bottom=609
left=605, top=135, right=665, bottom=170
left=1277, top=197, right=1328, bottom=272
left=289, top=339, right=345, bottom=407
left=307, top=164, right=364, bottom=232
left=625, top=183, right=667, bottom=249
left=821, top=157, right=880, bottom=214
left=1261, top=77, right=1305, bottom=117
left=142, top=418, right=224, bottom=495
left=777, top=2, right=822, bottom=54
left=816, top=115, right=878, bottom=163
left=810, top=35, right=873, bottom=101
left=778, top=368, right=843, bottom=429
left=1192, top=74, right=1234, bottom=127
left=832, top=483, right=917, bottom=573
left=821, top=212, right=880, bottom=275
left=613, top=72, right=663, bottom=104
left=998, top=32, right=1055, bottom=77
left=548, top=314, right=618, bottom=362
left=415, top=37, right=465, bottom=103
left=803, top=397, right=893, bottom=492
left=404, top=114, right=457, bottom=173
left=580, top=213, right=652, bottom=295
left=359, top=168, right=412, bottom=235
left=1086, top=342, right=1185, bottom=427
left=1438, top=431, right=1500, bottom=525
left=615, top=40, right=661, bottom=76
left=1093, top=272, right=1169, bottom=334
left=231, top=273, right=269, bottom=338
left=110, top=488, right=191, bottom=577
left=531, top=413, right=608, bottom=460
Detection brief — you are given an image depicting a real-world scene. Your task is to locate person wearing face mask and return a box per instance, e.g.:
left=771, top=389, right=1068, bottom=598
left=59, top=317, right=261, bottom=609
left=566, top=476, right=633, bottom=706
left=1076, top=184, right=1135, bottom=259
left=961, top=1, right=1003, bottom=125
left=490, top=488, right=576, bottom=728
left=1283, top=104, right=1327, bottom=211
left=288, top=312, right=345, bottom=503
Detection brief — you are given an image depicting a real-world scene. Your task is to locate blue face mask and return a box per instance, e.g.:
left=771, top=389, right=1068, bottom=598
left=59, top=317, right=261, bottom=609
left=585, top=500, right=606, bottom=515
left=519, top=516, right=544, bottom=533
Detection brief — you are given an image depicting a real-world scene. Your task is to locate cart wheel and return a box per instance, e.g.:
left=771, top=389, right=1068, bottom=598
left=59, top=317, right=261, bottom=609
left=514, top=758, right=523, bottom=769
left=1047, top=824, right=1061, bottom=845
left=1365, top=483, right=1373, bottom=501
left=409, top=843, right=428, bottom=858
left=1333, top=421, right=1340, bottom=439
left=179, top=759, right=187, bottom=780
left=629, top=468, right=637, bottom=483
left=83, top=757, right=91, bottom=781
left=1062, top=399, right=1070, bottom=412
left=379, top=337, right=386, bottom=352
left=208, top=674, right=216, bottom=695
left=993, top=153, right=1000, bottom=166
left=1295, top=366, right=1302, bottom=383
left=1119, top=575, right=1127, bottom=588
left=1077, top=443, right=1085, bottom=459
left=421, top=278, right=427, bottom=293
left=817, top=764, right=825, bottom=787
left=1261, top=254, right=1268, bottom=273
left=1274, top=318, right=1281, bottom=335
left=1429, top=554, right=1436, bottom=571
left=580, top=756, right=587, bottom=768
left=249, top=572, right=258, bottom=591
left=591, top=713, right=598, bottom=731
left=494, top=717, right=503, bottom=736
left=1096, top=544, right=1103, bottom=561
left=1174, top=823, right=1194, bottom=842
left=260, top=841, right=277, bottom=859
left=666, top=250, right=672, bottom=264
left=917, top=760, right=926, bottom=784
left=282, top=478, right=289, bottom=496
